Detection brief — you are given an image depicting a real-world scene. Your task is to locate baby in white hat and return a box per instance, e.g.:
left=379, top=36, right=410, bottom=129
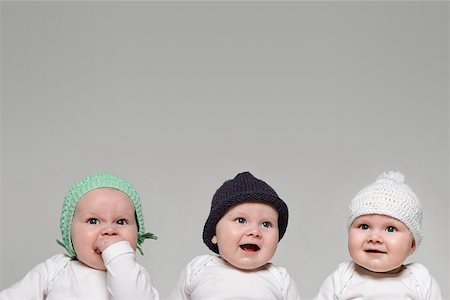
left=314, top=171, right=442, bottom=299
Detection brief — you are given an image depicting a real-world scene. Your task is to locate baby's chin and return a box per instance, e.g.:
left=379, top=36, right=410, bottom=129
left=221, top=257, right=270, bottom=271
left=358, top=263, right=403, bottom=274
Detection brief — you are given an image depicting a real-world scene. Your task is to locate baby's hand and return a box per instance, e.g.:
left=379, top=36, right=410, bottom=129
left=94, top=236, right=125, bottom=254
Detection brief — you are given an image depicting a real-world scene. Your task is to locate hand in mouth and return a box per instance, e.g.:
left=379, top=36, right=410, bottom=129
left=240, top=244, right=260, bottom=252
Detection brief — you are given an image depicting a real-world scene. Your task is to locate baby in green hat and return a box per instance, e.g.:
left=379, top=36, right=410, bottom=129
left=0, top=172, right=159, bottom=299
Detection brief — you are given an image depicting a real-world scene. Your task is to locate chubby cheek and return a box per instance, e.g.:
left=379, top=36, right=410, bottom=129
left=392, top=241, right=415, bottom=261
left=267, top=240, right=278, bottom=256
left=216, top=240, right=234, bottom=258
left=71, top=225, right=94, bottom=248
left=128, top=236, right=138, bottom=251
left=125, top=226, right=139, bottom=249
left=347, top=234, right=362, bottom=260
left=118, top=228, right=139, bottom=251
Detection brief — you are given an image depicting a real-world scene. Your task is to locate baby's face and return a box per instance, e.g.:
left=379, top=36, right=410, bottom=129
left=348, top=214, right=415, bottom=273
left=212, top=201, right=279, bottom=270
left=71, top=188, right=138, bottom=270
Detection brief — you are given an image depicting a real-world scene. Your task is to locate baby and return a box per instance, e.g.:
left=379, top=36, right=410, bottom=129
left=170, top=171, right=301, bottom=300
left=314, top=171, right=442, bottom=299
left=0, top=172, right=159, bottom=299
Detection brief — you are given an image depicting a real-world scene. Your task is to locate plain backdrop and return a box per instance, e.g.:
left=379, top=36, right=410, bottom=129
left=1, top=2, right=449, bottom=299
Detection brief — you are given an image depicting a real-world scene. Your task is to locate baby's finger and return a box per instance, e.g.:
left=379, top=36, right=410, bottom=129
left=95, top=236, right=125, bottom=253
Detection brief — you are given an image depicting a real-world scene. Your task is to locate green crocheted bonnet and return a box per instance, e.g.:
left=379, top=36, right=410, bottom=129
left=57, top=172, right=156, bottom=258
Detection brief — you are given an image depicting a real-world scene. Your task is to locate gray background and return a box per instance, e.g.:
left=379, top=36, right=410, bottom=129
left=1, top=2, right=448, bottom=299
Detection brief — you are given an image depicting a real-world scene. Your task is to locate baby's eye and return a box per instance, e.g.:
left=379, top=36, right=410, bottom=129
left=359, top=224, right=369, bottom=230
left=88, top=218, right=99, bottom=225
left=262, top=221, right=272, bottom=228
left=235, top=217, right=246, bottom=224
left=116, top=219, right=127, bottom=225
left=386, top=226, right=397, bottom=233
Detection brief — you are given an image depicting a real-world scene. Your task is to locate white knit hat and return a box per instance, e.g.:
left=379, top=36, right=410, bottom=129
left=348, top=171, right=423, bottom=246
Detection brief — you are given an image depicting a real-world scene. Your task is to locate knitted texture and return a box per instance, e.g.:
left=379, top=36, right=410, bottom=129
left=59, top=172, right=156, bottom=257
left=348, top=171, right=423, bottom=246
left=203, top=171, right=289, bottom=254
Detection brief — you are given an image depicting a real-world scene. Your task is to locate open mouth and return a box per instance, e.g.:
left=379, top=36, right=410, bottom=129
left=365, top=249, right=386, bottom=254
left=240, top=244, right=260, bottom=252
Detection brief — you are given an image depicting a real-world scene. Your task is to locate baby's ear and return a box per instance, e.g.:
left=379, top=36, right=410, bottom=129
left=410, top=239, right=416, bottom=255
left=211, top=236, right=217, bottom=244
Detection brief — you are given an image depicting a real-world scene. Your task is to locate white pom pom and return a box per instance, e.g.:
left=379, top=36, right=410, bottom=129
left=378, top=171, right=405, bottom=183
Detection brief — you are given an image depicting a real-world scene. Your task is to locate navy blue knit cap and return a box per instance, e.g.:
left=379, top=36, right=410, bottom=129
left=203, top=171, right=289, bottom=254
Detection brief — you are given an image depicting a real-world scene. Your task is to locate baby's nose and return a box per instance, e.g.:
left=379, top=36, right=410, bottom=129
left=100, top=225, right=118, bottom=236
left=246, top=225, right=262, bottom=238
left=367, top=230, right=383, bottom=243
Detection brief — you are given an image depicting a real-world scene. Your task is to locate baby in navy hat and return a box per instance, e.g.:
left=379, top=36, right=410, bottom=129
left=169, top=171, right=301, bottom=300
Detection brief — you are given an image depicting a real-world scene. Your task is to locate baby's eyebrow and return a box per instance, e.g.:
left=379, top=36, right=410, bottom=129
left=116, top=211, right=136, bottom=218
left=73, top=209, right=94, bottom=216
